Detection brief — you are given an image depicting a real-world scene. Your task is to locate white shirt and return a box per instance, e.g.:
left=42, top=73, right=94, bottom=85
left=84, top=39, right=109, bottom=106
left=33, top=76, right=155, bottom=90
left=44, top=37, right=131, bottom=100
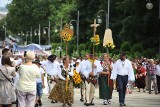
left=76, top=60, right=85, bottom=73
left=82, top=59, right=103, bottom=78
left=156, top=64, right=160, bottom=76
left=111, top=59, right=135, bottom=81
left=41, top=60, right=61, bottom=76
left=36, top=67, right=45, bottom=83
left=58, top=64, right=74, bottom=80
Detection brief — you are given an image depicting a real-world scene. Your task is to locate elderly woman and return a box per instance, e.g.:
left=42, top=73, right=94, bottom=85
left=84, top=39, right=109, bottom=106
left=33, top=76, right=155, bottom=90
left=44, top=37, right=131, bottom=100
left=48, top=57, right=74, bottom=107
left=0, top=56, right=16, bottom=107
left=16, top=51, right=40, bottom=107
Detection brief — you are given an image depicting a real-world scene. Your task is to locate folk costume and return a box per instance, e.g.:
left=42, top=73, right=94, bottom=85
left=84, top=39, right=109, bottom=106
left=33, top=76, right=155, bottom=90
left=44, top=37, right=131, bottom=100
left=48, top=64, right=74, bottom=107
left=99, top=60, right=113, bottom=105
left=76, top=59, right=86, bottom=102
left=135, top=64, right=146, bottom=92
left=82, top=58, right=103, bottom=106
left=41, top=55, right=60, bottom=90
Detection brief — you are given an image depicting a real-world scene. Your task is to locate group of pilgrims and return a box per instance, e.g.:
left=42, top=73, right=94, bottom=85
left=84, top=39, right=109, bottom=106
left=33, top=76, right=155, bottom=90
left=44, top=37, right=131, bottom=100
left=0, top=48, right=160, bottom=107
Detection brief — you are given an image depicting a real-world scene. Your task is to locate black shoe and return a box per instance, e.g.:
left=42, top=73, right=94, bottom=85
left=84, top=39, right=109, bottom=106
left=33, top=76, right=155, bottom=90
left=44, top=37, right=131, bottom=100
left=84, top=101, right=87, bottom=105
left=123, top=103, right=126, bottom=106
left=51, top=100, right=56, bottom=103
left=67, top=103, right=72, bottom=107
left=38, top=100, right=42, bottom=106
left=103, top=101, right=108, bottom=105
left=12, top=101, right=17, bottom=104
left=80, top=98, right=84, bottom=102
left=86, top=103, right=90, bottom=106
left=108, top=100, right=111, bottom=104
left=90, top=102, right=95, bottom=105
left=35, top=103, right=39, bottom=107
left=120, top=103, right=124, bottom=107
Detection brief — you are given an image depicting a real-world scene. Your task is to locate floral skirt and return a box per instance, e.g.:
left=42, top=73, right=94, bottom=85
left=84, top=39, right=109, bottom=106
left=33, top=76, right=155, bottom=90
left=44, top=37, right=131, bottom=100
left=48, top=80, right=74, bottom=104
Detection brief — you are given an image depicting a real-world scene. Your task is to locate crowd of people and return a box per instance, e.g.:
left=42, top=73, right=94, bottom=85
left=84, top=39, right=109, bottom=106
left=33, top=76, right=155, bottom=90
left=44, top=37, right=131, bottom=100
left=0, top=48, right=160, bottom=107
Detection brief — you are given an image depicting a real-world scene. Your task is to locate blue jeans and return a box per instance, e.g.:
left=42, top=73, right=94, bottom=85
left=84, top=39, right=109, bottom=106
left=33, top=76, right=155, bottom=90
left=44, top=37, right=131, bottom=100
left=36, top=82, right=42, bottom=97
left=117, top=75, right=128, bottom=103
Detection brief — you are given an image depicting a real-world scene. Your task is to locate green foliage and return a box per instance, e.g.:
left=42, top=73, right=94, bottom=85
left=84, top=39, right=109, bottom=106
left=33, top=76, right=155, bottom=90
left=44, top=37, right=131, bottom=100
left=79, top=44, right=85, bottom=52
left=0, top=0, right=159, bottom=58
left=131, top=43, right=143, bottom=53
left=120, top=41, right=131, bottom=52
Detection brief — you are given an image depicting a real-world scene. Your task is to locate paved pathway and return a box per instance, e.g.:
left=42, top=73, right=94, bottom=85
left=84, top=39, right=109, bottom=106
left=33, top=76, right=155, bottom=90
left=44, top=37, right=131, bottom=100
left=13, top=88, right=160, bottom=107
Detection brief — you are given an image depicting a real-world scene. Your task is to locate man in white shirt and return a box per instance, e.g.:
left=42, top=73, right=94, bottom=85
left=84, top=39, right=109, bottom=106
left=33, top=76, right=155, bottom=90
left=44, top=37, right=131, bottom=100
left=111, top=51, right=135, bottom=107
left=76, top=54, right=90, bottom=102
left=82, top=53, right=103, bottom=106
left=41, top=54, right=61, bottom=103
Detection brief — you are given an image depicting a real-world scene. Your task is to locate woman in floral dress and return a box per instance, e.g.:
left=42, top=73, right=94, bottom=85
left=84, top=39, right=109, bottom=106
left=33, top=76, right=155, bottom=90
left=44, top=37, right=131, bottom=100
left=48, top=57, right=74, bottom=107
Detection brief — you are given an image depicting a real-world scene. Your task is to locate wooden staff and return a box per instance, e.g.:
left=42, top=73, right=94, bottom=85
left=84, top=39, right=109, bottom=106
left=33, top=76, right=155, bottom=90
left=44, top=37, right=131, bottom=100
left=66, top=41, right=68, bottom=56
left=66, top=68, right=68, bottom=92
left=107, top=48, right=110, bottom=87
left=90, top=19, right=99, bottom=85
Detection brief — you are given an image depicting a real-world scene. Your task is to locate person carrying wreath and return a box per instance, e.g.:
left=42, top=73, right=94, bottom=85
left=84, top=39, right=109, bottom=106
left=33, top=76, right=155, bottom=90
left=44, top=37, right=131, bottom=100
left=48, top=57, right=74, bottom=107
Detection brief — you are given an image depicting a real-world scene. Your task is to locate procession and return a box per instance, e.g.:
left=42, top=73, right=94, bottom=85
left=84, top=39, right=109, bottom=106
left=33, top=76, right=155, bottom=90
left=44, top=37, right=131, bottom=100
left=0, top=0, right=160, bottom=107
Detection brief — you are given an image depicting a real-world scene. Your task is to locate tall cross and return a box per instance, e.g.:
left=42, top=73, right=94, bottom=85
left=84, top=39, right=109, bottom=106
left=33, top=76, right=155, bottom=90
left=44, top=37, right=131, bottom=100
left=91, top=19, right=99, bottom=37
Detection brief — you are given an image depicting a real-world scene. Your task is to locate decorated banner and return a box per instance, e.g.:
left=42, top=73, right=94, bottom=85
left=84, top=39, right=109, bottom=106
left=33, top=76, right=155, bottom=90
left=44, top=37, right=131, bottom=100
left=103, top=29, right=115, bottom=49
left=60, top=24, right=74, bottom=55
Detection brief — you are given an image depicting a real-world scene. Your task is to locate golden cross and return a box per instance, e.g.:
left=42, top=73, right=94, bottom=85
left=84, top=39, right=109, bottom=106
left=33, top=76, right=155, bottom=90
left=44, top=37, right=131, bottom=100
left=91, top=19, right=99, bottom=37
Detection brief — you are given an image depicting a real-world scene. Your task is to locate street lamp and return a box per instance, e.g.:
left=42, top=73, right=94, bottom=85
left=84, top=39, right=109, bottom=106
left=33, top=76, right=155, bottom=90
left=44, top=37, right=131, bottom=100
left=146, top=0, right=153, bottom=10
left=69, top=11, right=79, bottom=53
left=43, top=21, right=51, bottom=45
left=34, top=24, right=41, bottom=45
left=26, top=31, right=32, bottom=45
left=3, top=22, right=7, bottom=39
left=54, top=18, right=63, bottom=57
left=18, top=31, right=24, bottom=44
left=97, top=0, right=110, bottom=29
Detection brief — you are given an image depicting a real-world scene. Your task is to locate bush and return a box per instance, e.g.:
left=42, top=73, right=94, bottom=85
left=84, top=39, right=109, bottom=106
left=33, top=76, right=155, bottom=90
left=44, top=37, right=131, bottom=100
left=131, top=43, right=143, bottom=53
left=120, top=41, right=131, bottom=52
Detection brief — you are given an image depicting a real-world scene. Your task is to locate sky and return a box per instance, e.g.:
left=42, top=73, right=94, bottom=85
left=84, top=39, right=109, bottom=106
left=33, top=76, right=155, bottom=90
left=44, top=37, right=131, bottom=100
left=0, top=0, right=12, bottom=7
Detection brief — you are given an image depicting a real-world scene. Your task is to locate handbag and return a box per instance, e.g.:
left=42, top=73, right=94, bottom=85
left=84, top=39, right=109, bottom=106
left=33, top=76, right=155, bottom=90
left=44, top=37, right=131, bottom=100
left=0, top=68, right=14, bottom=86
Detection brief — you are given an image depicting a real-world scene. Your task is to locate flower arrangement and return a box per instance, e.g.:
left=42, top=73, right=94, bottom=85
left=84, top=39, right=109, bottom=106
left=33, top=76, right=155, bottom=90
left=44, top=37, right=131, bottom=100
left=105, top=42, right=115, bottom=49
left=90, top=34, right=100, bottom=45
left=72, top=70, right=82, bottom=84
left=60, top=24, right=74, bottom=42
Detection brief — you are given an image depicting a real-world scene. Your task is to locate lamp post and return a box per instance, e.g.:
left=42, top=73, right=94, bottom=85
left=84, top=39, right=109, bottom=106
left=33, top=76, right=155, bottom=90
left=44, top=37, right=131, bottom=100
left=3, top=22, right=7, bottom=39
left=97, top=0, right=110, bottom=29
left=54, top=18, right=63, bottom=57
left=18, top=31, right=24, bottom=44
left=69, top=11, right=79, bottom=53
left=43, top=21, right=51, bottom=45
left=26, top=31, right=32, bottom=45
left=34, top=24, right=41, bottom=45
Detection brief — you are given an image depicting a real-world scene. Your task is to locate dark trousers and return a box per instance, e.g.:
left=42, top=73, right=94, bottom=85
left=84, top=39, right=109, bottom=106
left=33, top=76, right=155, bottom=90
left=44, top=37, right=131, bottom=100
left=156, top=75, right=160, bottom=93
left=117, top=75, right=128, bottom=103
